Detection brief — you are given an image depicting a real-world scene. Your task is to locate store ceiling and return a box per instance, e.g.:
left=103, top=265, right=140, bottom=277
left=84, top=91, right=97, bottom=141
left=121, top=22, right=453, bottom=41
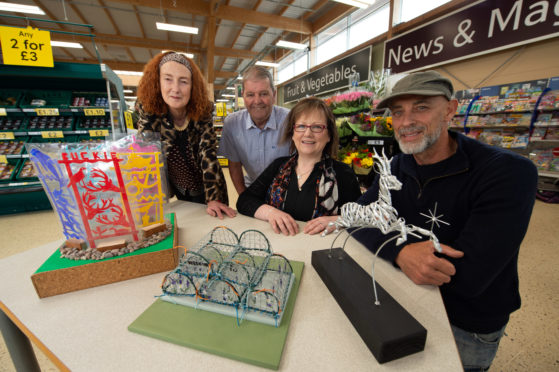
left=0, top=0, right=355, bottom=97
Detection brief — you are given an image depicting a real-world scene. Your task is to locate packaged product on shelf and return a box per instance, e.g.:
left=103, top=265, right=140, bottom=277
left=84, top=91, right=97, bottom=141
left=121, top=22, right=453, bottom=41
left=28, top=116, right=73, bottom=130
left=17, top=159, right=38, bottom=179
left=529, top=150, right=552, bottom=170
left=466, top=128, right=483, bottom=139
left=478, top=129, right=502, bottom=146
left=531, top=127, right=547, bottom=140
left=0, top=162, right=15, bottom=181
left=511, top=133, right=529, bottom=148
left=0, top=139, right=25, bottom=155
left=545, top=127, right=559, bottom=140
left=0, top=117, right=25, bottom=131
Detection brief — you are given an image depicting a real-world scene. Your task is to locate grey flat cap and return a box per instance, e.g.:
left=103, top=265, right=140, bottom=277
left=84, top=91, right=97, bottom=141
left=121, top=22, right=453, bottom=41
left=376, top=71, right=454, bottom=109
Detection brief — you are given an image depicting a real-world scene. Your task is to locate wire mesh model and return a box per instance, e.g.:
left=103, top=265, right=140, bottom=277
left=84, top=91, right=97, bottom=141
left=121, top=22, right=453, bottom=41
left=160, top=226, right=295, bottom=327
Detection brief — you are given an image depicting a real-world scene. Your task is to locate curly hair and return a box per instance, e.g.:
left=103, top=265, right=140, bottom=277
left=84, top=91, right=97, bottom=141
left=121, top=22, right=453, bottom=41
left=137, top=52, right=213, bottom=121
left=281, top=97, right=339, bottom=158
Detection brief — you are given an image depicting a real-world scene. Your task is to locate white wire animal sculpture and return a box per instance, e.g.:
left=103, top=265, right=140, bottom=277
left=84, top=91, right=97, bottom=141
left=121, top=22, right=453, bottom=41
left=322, top=149, right=445, bottom=305
left=323, top=149, right=442, bottom=253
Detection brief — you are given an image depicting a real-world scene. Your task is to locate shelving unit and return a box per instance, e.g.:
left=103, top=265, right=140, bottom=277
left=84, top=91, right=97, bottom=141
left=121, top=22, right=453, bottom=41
left=0, top=62, right=127, bottom=214
left=450, top=77, right=559, bottom=192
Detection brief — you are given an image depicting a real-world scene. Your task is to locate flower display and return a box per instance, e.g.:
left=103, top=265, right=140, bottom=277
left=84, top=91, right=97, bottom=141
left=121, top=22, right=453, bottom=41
left=342, top=113, right=393, bottom=137
left=338, top=144, right=374, bottom=175
left=325, top=91, right=374, bottom=114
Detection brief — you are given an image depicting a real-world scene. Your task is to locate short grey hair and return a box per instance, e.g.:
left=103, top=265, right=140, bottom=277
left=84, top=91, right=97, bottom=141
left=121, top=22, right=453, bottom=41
left=242, top=66, right=275, bottom=93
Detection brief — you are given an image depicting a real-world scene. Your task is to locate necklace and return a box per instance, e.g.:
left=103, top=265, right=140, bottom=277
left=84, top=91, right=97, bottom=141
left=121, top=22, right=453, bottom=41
left=296, top=168, right=312, bottom=180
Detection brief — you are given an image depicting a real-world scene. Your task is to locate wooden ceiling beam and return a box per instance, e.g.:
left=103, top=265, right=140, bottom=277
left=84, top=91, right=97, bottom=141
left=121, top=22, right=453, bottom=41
left=109, top=0, right=311, bottom=34
left=311, top=3, right=353, bottom=34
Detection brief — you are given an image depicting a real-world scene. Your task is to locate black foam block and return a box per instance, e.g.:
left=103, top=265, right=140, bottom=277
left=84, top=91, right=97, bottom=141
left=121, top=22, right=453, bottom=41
left=312, top=248, right=427, bottom=364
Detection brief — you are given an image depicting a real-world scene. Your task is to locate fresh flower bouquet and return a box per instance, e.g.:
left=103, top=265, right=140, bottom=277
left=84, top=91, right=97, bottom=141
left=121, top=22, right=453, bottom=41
left=325, top=91, right=373, bottom=115
left=342, top=113, right=393, bottom=137
left=338, top=144, right=374, bottom=175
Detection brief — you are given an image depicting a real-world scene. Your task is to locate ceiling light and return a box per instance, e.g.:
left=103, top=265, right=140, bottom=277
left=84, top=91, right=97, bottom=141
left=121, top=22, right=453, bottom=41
left=162, top=50, right=194, bottom=59
left=237, top=75, right=243, bottom=80
left=276, top=40, right=307, bottom=50
left=331, top=0, right=375, bottom=8
left=124, top=96, right=137, bottom=100
left=216, top=99, right=229, bottom=102
left=51, top=41, right=83, bottom=49
left=0, top=2, right=45, bottom=15
left=222, top=94, right=235, bottom=98
left=123, top=89, right=134, bottom=93
left=226, top=87, right=235, bottom=90
left=114, top=70, right=143, bottom=76
left=255, top=61, right=280, bottom=68
left=156, top=22, right=198, bottom=34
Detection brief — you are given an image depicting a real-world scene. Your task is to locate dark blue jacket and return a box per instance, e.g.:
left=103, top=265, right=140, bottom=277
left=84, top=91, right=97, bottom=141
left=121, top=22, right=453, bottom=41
left=354, top=131, right=537, bottom=333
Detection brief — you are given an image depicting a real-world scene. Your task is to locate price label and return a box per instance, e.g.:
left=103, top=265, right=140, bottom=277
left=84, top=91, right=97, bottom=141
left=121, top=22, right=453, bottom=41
left=41, top=131, right=64, bottom=139
left=124, top=111, right=134, bottom=130
left=89, top=129, right=109, bottom=137
left=84, top=108, right=105, bottom=116
left=0, top=108, right=6, bottom=116
left=218, top=158, right=229, bottom=167
left=216, top=102, right=227, bottom=117
left=0, top=132, right=15, bottom=140
left=0, top=26, right=54, bottom=67
left=0, top=155, right=7, bottom=164
left=36, top=108, right=59, bottom=116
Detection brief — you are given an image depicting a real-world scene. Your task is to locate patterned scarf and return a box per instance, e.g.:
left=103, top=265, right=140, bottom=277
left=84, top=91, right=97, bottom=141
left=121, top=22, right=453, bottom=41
left=266, top=154, right=339, bottom=218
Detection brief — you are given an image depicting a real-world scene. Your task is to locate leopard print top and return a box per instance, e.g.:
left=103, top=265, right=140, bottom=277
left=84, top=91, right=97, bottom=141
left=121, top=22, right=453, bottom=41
left=136, top=103, right=228, bottom=205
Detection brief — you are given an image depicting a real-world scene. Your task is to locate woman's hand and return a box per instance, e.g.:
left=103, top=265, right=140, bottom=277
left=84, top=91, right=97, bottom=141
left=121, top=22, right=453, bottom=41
left=206, top=200, right=237, bottom=219
left=304, top=216, right=338, bottom=235
left=268, top=208, right=299, bottom=236
left=255, top=205, right=299, bottom=236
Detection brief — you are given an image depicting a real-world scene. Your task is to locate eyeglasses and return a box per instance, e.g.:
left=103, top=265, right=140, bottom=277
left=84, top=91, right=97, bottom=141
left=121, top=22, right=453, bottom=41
left=294, top=124, right=327, bottom=133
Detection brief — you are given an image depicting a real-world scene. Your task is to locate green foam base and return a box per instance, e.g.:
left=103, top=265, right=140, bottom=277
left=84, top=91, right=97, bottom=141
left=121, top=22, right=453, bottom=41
left=128, top=260, right=304, bottom=370
left=34, top=213, right=175, bottom=274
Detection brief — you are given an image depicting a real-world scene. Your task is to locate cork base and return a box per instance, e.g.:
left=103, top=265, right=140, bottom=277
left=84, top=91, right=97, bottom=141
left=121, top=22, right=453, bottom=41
left=31, top=214, right=179, bottom=299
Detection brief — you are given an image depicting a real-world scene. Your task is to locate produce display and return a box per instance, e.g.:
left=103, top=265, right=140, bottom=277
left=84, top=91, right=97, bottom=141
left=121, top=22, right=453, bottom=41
left=0, top=96, right=18, bottom=107
left=0, top=140, right=25, bottom=155
left=0, top=117, right=24, bottom=131
left=79, top=117, right=111, bottom=129
left=0, top=163, right=15, bottom=180
left=18, top=159, right=38, bottom=179
left=72, top=96, right=109, bottom=107
left=28, top=116, right=73, bottom=130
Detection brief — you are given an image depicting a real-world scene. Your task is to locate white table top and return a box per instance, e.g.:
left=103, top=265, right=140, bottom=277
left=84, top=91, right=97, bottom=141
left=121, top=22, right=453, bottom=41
left=0, top=200, right=462, bottom=371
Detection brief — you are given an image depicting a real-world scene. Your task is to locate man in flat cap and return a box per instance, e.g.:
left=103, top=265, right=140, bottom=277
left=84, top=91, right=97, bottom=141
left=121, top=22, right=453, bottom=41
left=353, top=71, right=537, bottom=371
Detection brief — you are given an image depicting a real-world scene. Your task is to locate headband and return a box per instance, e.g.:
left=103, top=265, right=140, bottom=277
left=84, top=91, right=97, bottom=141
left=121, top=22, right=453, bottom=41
left=159, top=52, right=192, bottom=73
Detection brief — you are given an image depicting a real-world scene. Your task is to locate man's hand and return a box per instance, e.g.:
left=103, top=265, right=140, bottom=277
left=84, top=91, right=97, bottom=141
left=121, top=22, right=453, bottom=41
left=395, top=241, right=464, bottom=286
left=206, top=201, right=237, bottom=219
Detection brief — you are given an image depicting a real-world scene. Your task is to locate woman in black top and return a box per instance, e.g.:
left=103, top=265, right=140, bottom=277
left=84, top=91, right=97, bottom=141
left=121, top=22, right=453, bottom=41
left=236, top=97, right=361, bottom=235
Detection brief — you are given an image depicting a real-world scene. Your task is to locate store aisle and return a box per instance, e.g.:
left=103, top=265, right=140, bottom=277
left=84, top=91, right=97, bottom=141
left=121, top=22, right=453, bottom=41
left=0, top=183, right=557, bottom=370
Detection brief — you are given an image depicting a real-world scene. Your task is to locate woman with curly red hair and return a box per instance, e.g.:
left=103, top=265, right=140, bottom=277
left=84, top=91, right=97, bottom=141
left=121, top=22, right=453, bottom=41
left=136, top=51, right=236, bottom=219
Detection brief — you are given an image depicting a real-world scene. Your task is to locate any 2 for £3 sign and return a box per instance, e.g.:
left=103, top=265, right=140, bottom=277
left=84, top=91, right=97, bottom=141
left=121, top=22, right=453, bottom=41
left=0, top=26, right=54, bottom=67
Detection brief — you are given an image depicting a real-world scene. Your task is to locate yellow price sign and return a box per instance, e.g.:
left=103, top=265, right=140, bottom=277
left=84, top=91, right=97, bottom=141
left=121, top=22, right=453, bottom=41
left=218, top=158, right=229, bottom=167
left=41, top=131, right=64, bottom=139
left=124, top=111, right=134, bottom=130
left=36, top=108, right=59, bottom=116
left=84, top=108, right=105, bottom=116
left=0, top=26, right=54, bottom=67
left=0, top=108, right=7, bottom=116
left=89, top=129, right=109, bottom=137
left=0, top=132, right=15, bottom=140
left=0, top=155, right=7, bottom=163
left=216, top=102, right=227, bottom=117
